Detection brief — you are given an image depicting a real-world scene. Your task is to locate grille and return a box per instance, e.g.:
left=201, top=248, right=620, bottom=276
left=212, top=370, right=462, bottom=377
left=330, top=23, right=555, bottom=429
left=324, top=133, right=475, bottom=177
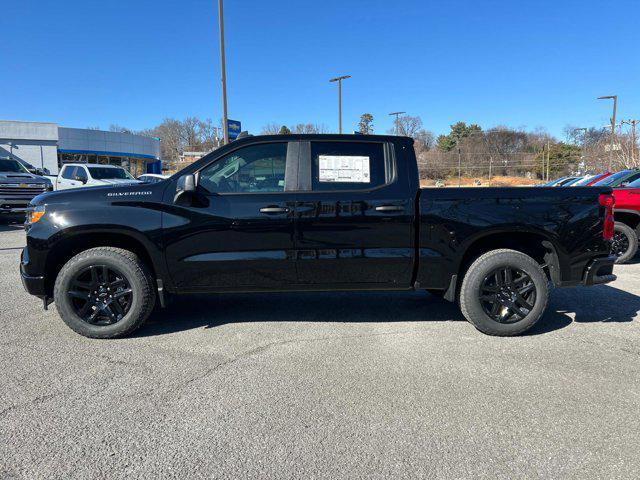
left=0, top=185, right=48, bottom=197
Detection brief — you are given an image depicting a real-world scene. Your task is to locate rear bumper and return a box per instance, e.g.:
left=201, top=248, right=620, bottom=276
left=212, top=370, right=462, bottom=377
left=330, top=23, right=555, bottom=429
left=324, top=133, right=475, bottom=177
left=582, top=255, right=617, bottom=286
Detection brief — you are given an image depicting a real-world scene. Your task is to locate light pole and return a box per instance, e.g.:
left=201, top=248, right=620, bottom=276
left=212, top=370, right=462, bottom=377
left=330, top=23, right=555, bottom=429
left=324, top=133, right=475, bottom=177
left=218, top=0, right=229, bottom=145
left=329, top=75, right=350, bottom=134
left=597, top=95, right=617, bottom=171
left=388, top=111, right=406, bottom=135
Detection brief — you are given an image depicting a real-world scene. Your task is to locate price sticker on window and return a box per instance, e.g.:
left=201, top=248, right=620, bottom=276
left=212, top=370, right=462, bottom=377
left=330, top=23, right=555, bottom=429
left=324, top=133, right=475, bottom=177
left=318, top=155, right=371, bottom=183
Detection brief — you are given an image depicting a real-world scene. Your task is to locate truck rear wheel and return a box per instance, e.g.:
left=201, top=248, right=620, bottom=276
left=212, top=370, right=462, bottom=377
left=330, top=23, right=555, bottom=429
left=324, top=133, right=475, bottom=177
left=459, top=249, right=549, bottom=336
left=611, top=222, right=638, bottom=264
left=53, top=247, right=156, bottom=339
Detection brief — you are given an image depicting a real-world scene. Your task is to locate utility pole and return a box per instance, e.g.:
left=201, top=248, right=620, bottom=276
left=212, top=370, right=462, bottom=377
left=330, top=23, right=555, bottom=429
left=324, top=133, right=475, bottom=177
left=218, top=0, right=229, bottom=145
left=329, top=75, right=350, bottom=134
left=598, top=95, right=617, bottom=171
left=388, top=111, right=406, bottom=135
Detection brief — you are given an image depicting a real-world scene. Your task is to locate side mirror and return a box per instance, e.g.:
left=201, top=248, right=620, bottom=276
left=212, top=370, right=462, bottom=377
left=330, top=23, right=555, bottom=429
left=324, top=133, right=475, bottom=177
left=75, top=175, right=87, bottom=184
left=174, top=174, right=196, bottom=203
left=177, top=174, right=195, bottom=192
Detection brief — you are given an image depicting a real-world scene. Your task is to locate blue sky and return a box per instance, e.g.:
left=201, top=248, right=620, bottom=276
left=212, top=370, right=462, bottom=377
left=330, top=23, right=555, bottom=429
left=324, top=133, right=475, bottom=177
left=2, top=0, right=639, bottom=139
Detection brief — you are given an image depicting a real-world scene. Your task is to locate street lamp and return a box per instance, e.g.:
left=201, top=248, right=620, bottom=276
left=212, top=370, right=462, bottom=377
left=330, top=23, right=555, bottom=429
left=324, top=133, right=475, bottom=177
left=388, top=111, right=406, bottom=136
left=597, top=95, right=617, bottom=170
left=218, top=0, right=229, bottom=145
left=329, top=75, right=350, bottom=134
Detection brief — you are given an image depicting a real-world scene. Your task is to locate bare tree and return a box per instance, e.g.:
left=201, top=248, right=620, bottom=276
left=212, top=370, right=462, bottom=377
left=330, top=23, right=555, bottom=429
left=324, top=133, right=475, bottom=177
left=387, top=115, right=424, bottom=137
left=291, top=123, right=328, bottom=134
left=139, top=118, right=184, bottom=163
left=261, top=123, right=281, bottom=135
left=109, top=124, right=133, bottom=134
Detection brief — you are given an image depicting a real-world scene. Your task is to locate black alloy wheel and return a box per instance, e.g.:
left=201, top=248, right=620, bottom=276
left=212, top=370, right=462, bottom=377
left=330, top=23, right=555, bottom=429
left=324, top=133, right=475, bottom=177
left=611, top=230, right=630, bottom=258
left=68, top=265, right=133, bottom=325
left=478, top=266, right=537, bottom=324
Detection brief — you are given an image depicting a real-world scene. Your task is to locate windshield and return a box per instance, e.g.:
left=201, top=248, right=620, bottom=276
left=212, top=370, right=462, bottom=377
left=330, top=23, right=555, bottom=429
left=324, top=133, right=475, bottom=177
left=0, top=158, right=30, bottom=173
left=626, top=177, right=640, bottom=188
left=593, top=170, right=632, bottom=186
left=88, top=167, right=134, bottom=180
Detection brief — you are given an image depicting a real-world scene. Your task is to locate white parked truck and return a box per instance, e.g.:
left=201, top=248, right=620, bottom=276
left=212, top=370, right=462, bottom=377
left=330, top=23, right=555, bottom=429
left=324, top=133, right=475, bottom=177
left=55, top=164, right=140, bottom=190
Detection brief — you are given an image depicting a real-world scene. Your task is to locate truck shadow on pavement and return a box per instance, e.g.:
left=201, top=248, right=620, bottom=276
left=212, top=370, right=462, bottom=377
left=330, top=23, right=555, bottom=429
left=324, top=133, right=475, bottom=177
left=136, top=284, right=640, bottom=338
left=0, top=222, right=24, bottom=233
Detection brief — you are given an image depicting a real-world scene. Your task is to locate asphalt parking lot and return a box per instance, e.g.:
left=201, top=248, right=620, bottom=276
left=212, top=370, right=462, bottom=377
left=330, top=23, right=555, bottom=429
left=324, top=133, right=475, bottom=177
left=1, top=222, right=639, bottom=479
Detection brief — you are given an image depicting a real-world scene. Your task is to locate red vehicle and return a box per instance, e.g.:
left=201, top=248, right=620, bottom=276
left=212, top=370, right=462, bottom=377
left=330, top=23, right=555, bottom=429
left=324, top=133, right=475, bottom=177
left=611, top=187, right=640, bottom=263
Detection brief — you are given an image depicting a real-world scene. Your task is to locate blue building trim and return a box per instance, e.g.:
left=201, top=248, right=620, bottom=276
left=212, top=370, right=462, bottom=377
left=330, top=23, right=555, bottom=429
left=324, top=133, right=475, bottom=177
left=57, top=149, right=159, bottom=160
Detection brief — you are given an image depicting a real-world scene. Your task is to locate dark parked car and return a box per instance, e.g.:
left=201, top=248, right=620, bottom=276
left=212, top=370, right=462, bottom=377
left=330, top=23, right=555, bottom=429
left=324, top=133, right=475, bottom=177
left=0, top=158, right=52, bottom=218
left=21, top=134, right=616, bottom=338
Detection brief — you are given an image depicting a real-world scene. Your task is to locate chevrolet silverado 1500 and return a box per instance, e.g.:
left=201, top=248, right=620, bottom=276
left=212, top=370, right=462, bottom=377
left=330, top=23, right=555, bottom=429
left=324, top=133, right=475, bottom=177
left=21, top=134, right=617, bottom=338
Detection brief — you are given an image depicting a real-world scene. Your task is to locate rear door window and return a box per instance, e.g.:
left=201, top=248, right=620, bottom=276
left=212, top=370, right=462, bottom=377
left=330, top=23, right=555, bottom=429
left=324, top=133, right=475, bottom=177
left=75, top=167, right=88, bottom=181
left=310, top=142, right=389, bottom=191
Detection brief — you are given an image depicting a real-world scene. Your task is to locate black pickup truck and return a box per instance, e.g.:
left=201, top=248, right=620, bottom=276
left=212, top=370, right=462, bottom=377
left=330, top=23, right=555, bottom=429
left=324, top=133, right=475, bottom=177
left=1, top=158, right=52, bottom=218
left=20, top=134, right=617, bottom=338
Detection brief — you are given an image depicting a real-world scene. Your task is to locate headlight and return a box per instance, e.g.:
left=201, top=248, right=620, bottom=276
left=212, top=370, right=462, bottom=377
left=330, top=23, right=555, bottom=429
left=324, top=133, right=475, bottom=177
left=26, top=205, right=46, bottom=224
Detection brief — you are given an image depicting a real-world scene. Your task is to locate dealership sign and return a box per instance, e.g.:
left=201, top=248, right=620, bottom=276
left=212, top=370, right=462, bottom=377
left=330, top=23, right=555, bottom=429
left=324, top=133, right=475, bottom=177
left=227, top=119, right=242, bottom=139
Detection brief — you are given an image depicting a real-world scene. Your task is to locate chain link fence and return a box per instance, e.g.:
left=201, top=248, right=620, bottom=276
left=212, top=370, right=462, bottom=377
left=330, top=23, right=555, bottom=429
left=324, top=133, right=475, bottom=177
left=416, top=150, right=609, bottom=187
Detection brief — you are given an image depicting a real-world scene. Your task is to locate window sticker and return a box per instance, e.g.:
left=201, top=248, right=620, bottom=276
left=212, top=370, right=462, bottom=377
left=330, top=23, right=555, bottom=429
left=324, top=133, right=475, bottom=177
left=318, top=155, right=371, bottom=183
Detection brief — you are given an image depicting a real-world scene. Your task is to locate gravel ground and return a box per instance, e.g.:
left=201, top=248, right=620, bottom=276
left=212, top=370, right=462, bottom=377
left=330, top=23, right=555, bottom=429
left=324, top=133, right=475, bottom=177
left=1, top=223, right=639, bottom=479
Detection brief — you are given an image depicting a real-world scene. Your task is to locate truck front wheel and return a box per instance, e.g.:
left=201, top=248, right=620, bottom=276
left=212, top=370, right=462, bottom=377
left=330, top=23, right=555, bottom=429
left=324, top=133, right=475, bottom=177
left=459, top=249, right=549, bottom=336
left=53, top=247, right=156, bottom=339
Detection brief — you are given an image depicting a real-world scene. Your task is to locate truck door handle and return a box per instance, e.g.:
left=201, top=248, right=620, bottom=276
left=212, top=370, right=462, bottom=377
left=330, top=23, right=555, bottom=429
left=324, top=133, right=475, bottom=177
left=259, top=206, right=289, bottom=214
left=375, top=205, right=404, bottom=212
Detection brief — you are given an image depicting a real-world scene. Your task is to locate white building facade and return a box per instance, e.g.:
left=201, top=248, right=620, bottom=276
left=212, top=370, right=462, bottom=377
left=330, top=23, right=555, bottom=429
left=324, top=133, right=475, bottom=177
left=0, top=120, right=161, bottom=176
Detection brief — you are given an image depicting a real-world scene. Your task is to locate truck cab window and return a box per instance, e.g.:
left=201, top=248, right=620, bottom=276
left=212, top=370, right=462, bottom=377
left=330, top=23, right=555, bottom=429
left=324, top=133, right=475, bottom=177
left=61, top=166, right=76, bottom=180
left=311, top=142, right=387, bottom=191
left=199, top=143, right=287, bottom=194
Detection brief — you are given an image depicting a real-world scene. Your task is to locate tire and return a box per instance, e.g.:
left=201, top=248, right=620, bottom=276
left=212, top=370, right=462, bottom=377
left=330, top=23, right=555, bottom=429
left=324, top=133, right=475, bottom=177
left=53, top=247, right=156, bottom=339
left=459, top=249, right=549, bottom=336
left=611, top=222, right=638, bottom=264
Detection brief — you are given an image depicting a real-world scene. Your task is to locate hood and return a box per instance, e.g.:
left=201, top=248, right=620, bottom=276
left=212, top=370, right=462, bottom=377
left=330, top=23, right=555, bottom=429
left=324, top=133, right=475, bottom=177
left=30, top=180, right=163, bottom=207
left=0, top=172, right=51, bottom=184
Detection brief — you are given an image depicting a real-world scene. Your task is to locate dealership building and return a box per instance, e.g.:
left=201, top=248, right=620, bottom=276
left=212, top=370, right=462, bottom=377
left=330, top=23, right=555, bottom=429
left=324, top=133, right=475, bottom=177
left=0, top=120, right=161, bottom=176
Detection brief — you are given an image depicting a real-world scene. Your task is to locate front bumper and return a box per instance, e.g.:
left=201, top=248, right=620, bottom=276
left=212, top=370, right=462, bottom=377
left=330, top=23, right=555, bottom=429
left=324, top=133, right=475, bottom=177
left=0, top=204, right=28, bottom=214
left=582, top=255, right=617, bottom=286
left=20, top=248, right=46, bottom=298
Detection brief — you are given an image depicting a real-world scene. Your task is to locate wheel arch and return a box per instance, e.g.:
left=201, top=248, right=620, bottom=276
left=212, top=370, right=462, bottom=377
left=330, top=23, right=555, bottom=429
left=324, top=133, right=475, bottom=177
left=456, top=229, right=561, bottom=287
left=614, top=210, right=640, bottom=231
left=44, top=229, right=164, bottom=297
